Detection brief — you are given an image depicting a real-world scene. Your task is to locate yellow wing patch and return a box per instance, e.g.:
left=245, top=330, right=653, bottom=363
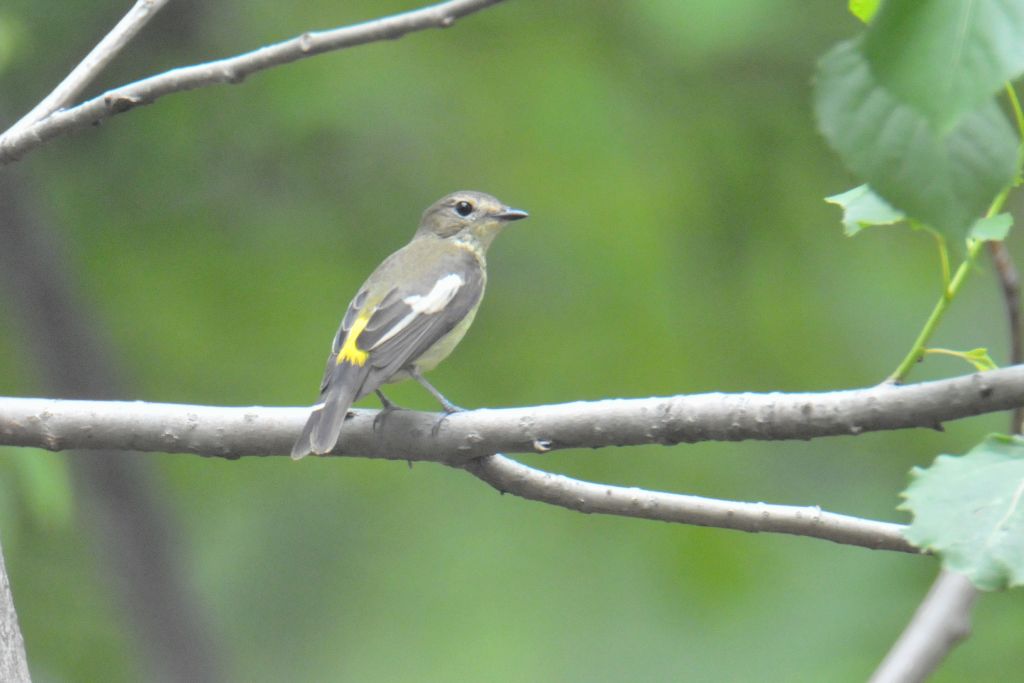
left=336, top=314, right=370, bottom=366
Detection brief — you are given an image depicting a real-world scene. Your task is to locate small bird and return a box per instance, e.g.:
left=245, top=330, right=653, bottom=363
left=291, top=190, right=528, bottom=459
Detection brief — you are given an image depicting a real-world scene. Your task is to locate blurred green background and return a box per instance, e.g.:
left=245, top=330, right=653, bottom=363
left=1, top=1, right=1022, bottom=681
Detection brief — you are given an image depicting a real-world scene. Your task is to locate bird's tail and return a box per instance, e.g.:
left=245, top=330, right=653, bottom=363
left=291, top=361, right=371, bottom=460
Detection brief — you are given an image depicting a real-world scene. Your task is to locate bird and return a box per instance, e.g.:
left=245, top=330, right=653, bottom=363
left=291, top=190, right=528, bottom=459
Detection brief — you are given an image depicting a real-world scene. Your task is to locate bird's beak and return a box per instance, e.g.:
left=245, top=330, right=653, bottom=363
left=495, top=207, right=529, bottom=221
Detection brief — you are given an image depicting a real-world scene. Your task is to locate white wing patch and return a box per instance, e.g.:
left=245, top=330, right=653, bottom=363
left=369, top=273, right=464, bottom=349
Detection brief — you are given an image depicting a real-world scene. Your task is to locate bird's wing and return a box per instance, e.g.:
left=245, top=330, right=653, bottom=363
left=361, top=267, right=484, bottom=380
left=325, top=248, right=484, bottom=391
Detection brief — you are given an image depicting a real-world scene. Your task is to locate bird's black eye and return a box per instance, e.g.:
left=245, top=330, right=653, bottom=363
left=454, top=200, right=474, bottom=217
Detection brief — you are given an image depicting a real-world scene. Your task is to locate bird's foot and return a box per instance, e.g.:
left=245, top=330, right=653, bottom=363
left=373, top=390, right=404, bottom=432
left=430, top=404, right=465, bottom=437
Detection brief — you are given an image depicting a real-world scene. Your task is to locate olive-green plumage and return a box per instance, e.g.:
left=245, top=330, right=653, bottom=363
left=291, top=191, right=528, bottom=459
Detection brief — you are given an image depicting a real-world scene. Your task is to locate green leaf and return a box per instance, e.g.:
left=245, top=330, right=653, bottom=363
left=848, top=0, right=881, bottom=24
left=926, top=347, right=999, bottom=372
left=814, top=38, right=1018, bottom=241
left=901, top=434, right=1024, bottom=591
left=825, top=184, right=905, bottom=235
left=962, top=348, right=999, bottom=372
left=864, top=0, right=1024, bottom=129
left=969, top=212, right=1014, bottom=242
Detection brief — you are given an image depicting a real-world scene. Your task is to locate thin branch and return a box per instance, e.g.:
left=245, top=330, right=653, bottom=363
left=0, top=366, right=1022, bottom=459
left=4, top=0, right=170, bottom=138
left=988, top=240, right=1024, bottom=432
left=0, top=0, right=508, bottom=164
left=869, top=570, right=978, bottom=683
left=464, top=454, right=916, bottom=553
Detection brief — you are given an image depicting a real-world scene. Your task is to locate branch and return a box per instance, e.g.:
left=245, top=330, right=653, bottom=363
left=989, top=240, right=1024, bottom=432
left=0, top=398, right=918, bottom=553
left=1, top=366, right=1022, bottom=459
left=4, top=367, right=1018, bottom=552
left=870, top=243, right=1023, bottom=681
left=0, top=536, right=30, bottom=683
left=464, top=455, right=915, bottom=552
left=0, top=0, right=508, bottom=164
left=869, top=570, right=978, bottom=683
left=4, top=0, right=170, bottom=138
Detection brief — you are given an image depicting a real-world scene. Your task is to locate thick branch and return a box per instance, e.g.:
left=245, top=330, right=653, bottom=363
left=0, top=0, right=507, bottom=164
left=0, top=536, right=30, bottom=683
left=464, top=455, right=915, bottom=553
left=0, top=398, right=919, bottom=552
left=869, top=570, right=978, bottom=683
left=1, top=368, right=1014, bottom=551
left=0, top=366, right=1021, bottom=460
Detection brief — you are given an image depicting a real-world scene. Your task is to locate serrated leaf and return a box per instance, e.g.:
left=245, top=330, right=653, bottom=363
left=814, top=38, right=1018, bottom=241
left=864, top=0, right=1024, bottom=129
left=969, top=213, right=1013, bottom=242
left=901, top=434, right=1024, bottom=591
left=825, top=184, right=906, bottom=235
left=848, top=0, right=881, bottom=24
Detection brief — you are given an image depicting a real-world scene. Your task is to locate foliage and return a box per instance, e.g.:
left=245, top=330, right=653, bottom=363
left=902, top=435, right=1024, bottom=591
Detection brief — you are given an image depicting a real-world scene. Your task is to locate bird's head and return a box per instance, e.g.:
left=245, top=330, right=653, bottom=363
left=417, top=190, right=528, bottom=251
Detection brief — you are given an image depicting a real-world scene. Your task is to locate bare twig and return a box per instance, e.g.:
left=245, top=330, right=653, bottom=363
left=1, top=366, right=1022, bottom=459
left=988, top=240, right=1024, bottom=432
left=869, top=570, right=978, bottom=683
left=4, top=0, right=170, bottom=138
left=464, top=454, right=915, bottom=552
left=0, top=0, right=509, bottom=164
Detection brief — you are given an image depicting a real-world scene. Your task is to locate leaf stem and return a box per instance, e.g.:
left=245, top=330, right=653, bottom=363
left=1006, top=83, right=1024, bottom=140
left=888, top=240, right=984, bottom=383
left=931, top=229, right=951, bottom=289
left=887, top=85, right=1024, bottom=384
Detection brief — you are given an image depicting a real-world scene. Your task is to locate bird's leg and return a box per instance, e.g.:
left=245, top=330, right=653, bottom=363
left=373, top=389, right=403, bottom=432
left=411, top=369, right=463, bottom=413
left=410, top=369, right=464, bottom=437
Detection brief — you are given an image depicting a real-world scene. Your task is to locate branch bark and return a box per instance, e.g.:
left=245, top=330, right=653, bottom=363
left=1, top=365, right=1021, bottom=460
left=869, top=570, right=978, bottom=683
left=989, top=240, right=1024, bottom=432
left=464, top=455, right=914, bottom=552
left=6, top=365, right=1021, bottom=552
left=0, top=536, right=31, bottom=683
left=0, top=0, right=508, bottom=164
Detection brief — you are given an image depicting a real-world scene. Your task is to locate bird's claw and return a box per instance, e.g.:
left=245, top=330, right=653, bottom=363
left=430, top=405, right=464, bottom=437
left=373, top=405, right=400, bottom=432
